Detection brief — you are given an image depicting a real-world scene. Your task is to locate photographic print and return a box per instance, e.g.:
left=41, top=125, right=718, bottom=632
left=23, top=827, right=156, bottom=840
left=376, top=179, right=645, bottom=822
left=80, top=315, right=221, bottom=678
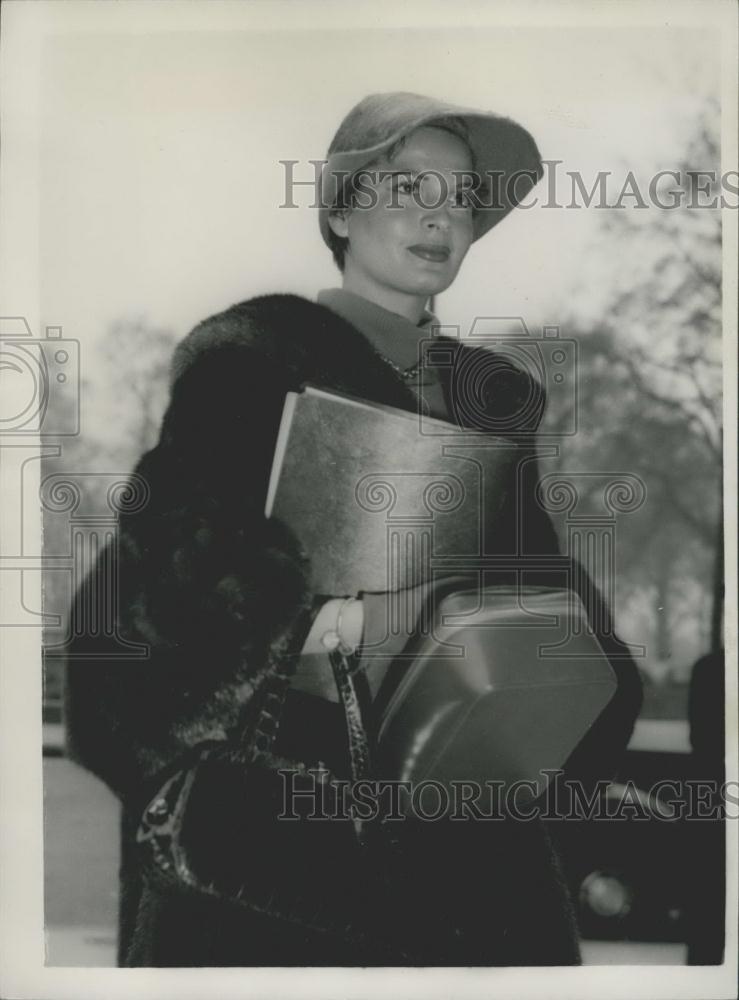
left=0, top=2, right=736, bottom=998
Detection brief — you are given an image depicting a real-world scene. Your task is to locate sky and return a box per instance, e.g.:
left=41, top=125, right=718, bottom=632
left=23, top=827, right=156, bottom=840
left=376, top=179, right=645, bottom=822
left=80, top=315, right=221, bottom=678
left=30, top=14, right=723, bottom=390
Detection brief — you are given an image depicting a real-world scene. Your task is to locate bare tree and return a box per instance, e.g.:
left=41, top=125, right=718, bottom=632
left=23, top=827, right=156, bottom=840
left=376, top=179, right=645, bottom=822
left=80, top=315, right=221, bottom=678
left=42, top=318, right=178, bottom=713
left=97, top=317, right=178, bottom=465
left=543, top=99, right=723, bottom=671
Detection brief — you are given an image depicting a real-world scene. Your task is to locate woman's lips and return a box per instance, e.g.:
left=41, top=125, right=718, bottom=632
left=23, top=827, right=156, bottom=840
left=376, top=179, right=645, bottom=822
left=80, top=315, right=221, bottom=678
left=407, top=244, right=451, bottom=263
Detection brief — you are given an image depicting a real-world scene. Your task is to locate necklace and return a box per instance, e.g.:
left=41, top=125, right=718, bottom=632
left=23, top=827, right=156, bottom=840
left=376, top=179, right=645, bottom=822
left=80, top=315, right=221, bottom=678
left=380, top=355, right=424, bottom=381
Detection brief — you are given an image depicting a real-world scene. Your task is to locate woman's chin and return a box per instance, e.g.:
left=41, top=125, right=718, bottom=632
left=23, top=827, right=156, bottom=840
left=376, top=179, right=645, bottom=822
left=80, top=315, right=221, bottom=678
left=396, top=271, right=455, bottom=297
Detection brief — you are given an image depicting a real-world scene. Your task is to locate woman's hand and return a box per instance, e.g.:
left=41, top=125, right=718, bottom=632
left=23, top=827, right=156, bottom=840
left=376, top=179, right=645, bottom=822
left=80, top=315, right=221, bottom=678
left=295, top=583, right=452, bottom=701
left=300, top=597, right=365, bottom=656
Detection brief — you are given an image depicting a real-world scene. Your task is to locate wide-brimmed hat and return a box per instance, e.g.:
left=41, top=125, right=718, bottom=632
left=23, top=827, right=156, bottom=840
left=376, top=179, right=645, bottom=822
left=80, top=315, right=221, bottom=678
left=318, top=91, right=543, bottom=248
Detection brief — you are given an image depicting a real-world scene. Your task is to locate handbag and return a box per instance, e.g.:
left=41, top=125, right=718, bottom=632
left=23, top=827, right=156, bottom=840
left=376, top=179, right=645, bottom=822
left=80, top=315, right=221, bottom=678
left=135, top=583, right=615, bottom=956
left=134, top=603, right=407, bottom=959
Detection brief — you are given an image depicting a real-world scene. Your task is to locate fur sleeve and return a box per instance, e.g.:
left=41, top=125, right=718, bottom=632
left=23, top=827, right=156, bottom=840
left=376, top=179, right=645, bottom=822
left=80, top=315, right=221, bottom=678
left=65, top=301, right=316, bottom=800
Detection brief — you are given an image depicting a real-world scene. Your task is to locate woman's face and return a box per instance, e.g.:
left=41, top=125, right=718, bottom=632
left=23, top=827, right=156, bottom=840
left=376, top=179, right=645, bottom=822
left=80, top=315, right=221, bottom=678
left=329, top=125, right=476, bottom=319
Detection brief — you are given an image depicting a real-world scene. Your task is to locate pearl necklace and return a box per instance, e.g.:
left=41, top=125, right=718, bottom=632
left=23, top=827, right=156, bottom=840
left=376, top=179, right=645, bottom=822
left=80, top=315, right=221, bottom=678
left=380, top=355, right=424, bottom=381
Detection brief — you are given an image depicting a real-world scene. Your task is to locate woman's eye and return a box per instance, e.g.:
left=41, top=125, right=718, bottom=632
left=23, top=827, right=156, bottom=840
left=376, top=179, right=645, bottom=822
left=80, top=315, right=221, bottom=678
left=393, top=178, right=415, bottom=196
left=390, top=176, right=475, bottom=209
left=452, top=190, right=475, bottom=209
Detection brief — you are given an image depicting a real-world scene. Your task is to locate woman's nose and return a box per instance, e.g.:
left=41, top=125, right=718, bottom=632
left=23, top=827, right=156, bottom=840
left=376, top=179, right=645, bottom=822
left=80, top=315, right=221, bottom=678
left=423, top=205, right=452, bottom=232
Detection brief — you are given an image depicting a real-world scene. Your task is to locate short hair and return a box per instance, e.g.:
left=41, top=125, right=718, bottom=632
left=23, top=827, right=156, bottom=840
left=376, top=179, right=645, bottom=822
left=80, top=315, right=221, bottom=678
left=327, top=116, right=473, bottom=273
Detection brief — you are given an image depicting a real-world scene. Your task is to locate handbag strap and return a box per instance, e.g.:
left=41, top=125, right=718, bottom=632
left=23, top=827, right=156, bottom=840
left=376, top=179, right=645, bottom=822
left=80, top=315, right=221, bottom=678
left=329, top=645, right=373, bottom=846
left=329, top=647, right=371, bottom=783
left=243, top=597, right=372, bottom=803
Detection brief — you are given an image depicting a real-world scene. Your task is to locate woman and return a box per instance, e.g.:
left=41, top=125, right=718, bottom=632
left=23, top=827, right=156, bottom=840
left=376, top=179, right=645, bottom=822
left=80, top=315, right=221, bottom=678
left=65, top=92, right=642, bottom=966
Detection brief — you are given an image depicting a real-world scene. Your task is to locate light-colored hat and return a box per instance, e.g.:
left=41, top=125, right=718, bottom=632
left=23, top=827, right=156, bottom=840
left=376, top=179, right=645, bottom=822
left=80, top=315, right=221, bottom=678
left=318, top=91, right=543, bottom=248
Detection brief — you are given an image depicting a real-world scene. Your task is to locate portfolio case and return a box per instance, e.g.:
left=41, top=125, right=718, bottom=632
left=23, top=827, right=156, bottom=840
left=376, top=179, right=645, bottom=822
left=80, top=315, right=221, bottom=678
left=374, top=586, right=618, bottom=804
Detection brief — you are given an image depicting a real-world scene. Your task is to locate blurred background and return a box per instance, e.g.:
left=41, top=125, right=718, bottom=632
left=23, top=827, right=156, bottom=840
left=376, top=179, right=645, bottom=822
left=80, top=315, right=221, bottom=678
left=28, top=14, right=725, bottom=966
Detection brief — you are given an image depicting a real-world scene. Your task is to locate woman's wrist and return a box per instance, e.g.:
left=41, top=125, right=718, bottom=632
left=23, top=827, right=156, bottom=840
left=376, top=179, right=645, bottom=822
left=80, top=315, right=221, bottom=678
left=335, top=596, right=364, bottom=650
left=300, top=597, right=365, bottom=655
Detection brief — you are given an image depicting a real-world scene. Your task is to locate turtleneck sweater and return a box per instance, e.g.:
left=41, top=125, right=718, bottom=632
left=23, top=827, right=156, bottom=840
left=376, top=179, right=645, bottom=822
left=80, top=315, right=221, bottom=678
left=316, top=287, right=450, bottom=422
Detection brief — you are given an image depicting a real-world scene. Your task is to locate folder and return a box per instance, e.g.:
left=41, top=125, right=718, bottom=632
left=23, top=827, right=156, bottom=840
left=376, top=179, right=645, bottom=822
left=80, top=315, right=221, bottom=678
left=265, top=384, right=520, bottom=595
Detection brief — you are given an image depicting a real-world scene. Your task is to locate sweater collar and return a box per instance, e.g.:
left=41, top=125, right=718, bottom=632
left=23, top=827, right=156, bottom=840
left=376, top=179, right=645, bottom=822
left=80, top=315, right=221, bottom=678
left=316, top=288, right=438, bottom=373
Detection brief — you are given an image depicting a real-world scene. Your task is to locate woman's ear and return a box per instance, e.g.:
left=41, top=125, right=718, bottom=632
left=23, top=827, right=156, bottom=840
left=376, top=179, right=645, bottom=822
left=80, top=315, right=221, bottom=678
left=327, top=208, right=350, bottom=239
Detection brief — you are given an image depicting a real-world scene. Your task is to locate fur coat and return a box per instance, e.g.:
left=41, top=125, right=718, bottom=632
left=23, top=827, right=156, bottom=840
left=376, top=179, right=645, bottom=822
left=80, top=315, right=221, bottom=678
left=64, top=293, right=642, bottom=966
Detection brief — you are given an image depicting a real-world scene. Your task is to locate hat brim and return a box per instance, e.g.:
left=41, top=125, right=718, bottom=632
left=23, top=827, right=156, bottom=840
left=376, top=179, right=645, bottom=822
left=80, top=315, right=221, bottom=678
left=318, top=100, right=542, bottom=248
